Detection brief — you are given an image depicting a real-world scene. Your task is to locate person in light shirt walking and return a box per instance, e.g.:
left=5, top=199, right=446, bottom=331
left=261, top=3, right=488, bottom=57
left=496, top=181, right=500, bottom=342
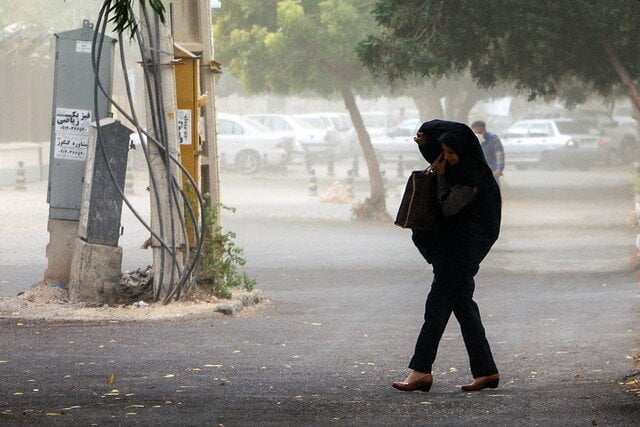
left=471, top=120, right=504, bottom=186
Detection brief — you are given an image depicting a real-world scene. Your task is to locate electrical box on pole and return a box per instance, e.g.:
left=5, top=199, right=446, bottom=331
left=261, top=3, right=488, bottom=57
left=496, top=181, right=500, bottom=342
left=174, top=44, right=201, bottom=244
left=70, top=119, right=131, bottom=305
left=170, top=0, right=222, bottom=212
left=78, top=119, right=132, bottom=247
left=44, top=19, right=116, bottom=286
left=48, top=19, right=116, bottom=221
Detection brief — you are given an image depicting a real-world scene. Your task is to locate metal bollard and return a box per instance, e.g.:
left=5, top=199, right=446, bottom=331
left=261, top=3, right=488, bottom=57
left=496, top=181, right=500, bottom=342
left=352, top=156, right=360, bottom=178
left=304, top=152, right=314, bottom=175
left=125, top=161, right=135, bottom=195
left=397, top=155, right=405, bottom=178
left=345, top=169, right=355, bottom=199
left=308, top=168, right=318, bottom=196
left=381, top=169, right=388, bottom=196
left=327, top=154, right=335, bottom=177
left=15, top=161, right=27, bottom=191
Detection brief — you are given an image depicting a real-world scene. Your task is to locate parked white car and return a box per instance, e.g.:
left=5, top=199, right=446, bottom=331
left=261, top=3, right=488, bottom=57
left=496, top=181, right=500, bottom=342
left=561, top=111, right=638, bottom=162
left=294, top=113, right=344, bottom=154
left=502, top=119, right=611, bottom=170
left=362, top=112, right=394, bottom=136
left=386, top=118, right=421, bottom=138
left=246, top=113, right=335, bottom=160
left=294, top=113, right=352, bottom=155
left=524, top=109, right=639, bottom=163
left=370, top=119, right=425, bottom=166
left=347, top=111, right=394, bottom=155
left=217, top=113, right=293, bottom=174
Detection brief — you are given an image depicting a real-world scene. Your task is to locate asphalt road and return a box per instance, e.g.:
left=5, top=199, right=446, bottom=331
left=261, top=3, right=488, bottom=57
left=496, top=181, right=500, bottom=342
left=0, top=166, right=639, bottom=424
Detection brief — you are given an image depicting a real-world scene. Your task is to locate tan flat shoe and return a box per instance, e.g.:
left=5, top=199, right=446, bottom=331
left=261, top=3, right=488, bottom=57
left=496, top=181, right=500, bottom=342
left=461, top=373, right=500, bottom=392
left=392, top=373, right=433, bottom=392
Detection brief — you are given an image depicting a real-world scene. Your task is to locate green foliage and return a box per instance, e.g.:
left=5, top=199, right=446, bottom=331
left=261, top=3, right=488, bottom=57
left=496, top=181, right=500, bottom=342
left=359, top=0, right=640, bottom=103
left=214, top=0, right=376, bottom=95
left=198, top=202, right=256, bottom=300
left=107, top=0, right=165, bottom=39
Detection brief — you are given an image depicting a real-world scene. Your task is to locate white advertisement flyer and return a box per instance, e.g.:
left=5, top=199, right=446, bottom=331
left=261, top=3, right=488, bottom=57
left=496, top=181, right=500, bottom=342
left=177, top=109, right=192, bottom=145
left=54, top=107, right=92, bottom=161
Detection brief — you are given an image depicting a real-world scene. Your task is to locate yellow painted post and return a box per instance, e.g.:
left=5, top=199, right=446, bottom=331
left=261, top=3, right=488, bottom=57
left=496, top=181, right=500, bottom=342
left=174, top=45, right=201, bottom=245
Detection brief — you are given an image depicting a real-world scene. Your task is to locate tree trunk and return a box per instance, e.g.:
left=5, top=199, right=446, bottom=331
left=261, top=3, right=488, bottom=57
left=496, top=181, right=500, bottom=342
left=412, top=93, right=444, bottom=121
left=601, top=38, right=640, bottom=116
left=452, top=90, right=481, bottom=124
left=339, top=83, right=390, bottom=221
left=412, top=79, right=446, bottom=121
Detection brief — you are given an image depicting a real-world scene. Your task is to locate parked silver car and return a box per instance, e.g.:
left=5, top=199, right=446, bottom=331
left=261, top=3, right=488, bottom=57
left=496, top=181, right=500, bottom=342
left=217, top=114, right=294, bottom=174
left=347, top=112, right=394, bottom=154
left=294, top=113, right=350, bottom=156
left=502, top=118, right=611, bottom=170
left=565, top=110, right=638, bottom=163
left=523, top=110, right=639, bottom=163
left=371, top=119, right=426, bottom=166
left=246, top=113, right=335, bottom=160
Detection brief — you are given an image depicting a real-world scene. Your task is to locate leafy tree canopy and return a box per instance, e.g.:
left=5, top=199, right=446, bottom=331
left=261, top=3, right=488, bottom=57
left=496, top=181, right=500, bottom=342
left=108, top=0, right=166, bottom=38
left=358, top=0, right=640, bottom=106
left=214, top=0, right=391, bottom=220
left=214, top=0, right=375, bottom=96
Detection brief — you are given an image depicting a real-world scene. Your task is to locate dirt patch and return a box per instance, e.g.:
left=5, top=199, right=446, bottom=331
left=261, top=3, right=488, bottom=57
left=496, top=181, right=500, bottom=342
left=23, top=281, right=69, bottom=305
left=620, top=354, right=640, bottom=398
left=0, top=281, right=266, bottom=322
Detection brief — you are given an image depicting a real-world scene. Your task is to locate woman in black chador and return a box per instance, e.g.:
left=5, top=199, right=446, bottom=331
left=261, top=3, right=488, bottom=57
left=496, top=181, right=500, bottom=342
left=392, top=120, right=502, bottom=392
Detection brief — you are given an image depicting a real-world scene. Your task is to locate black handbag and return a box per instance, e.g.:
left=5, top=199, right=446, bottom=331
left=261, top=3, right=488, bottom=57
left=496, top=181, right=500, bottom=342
left=394, top=166, right=439, bottom=230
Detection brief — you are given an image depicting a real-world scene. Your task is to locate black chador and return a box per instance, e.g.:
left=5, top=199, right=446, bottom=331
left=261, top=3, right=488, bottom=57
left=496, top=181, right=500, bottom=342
left=409, top=120, right=501, bottom=379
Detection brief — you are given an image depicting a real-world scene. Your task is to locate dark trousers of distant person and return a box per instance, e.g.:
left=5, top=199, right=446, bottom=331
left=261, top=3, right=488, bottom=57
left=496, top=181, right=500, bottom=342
left=410, top=232, right=498, bottom=378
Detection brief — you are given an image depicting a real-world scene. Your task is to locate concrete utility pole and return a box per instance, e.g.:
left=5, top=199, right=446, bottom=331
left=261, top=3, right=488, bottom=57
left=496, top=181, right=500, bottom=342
left=139, top=0, right=186, bottom=299
left=171, top=0, right=222, bottom=211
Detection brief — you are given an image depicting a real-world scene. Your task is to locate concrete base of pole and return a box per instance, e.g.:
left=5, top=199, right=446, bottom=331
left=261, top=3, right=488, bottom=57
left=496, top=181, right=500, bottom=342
left=44, top=218, right=79, bottom=285
left=69, top=238, right=123, bottom=305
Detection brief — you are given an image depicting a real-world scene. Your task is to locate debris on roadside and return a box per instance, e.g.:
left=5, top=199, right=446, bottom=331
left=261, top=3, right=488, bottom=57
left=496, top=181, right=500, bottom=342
left=320, top=181, right=354, bottom=204
left=119, top=266, right=154, bottom=302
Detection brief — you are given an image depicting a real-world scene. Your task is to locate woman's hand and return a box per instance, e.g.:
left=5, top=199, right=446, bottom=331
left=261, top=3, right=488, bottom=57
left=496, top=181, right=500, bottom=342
left=433, top=154, right=446, bottom=176
left=414, top=131, right=425, bottom=145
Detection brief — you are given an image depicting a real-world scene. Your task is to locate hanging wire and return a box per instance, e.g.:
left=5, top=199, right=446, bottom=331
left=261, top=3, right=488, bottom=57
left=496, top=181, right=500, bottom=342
left=90, top=0, right=207, bottom=303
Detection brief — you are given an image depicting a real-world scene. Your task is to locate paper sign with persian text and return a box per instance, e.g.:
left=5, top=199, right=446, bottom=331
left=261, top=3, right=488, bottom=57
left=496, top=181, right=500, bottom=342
left=55, top=108, right=92, bottom=135
left=177, top=109, right=192, bottom=145
left=54, top=134, right=90, bottom=161
left=76, top=40, right=92, bottom=53
left=54, top=108, right=92, bottom=161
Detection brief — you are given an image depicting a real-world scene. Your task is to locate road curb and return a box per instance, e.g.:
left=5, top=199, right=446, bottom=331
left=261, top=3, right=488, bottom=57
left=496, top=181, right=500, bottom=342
left=0, top=286, right=268, bottom=322
left=214, top=289, right=265, bottom=315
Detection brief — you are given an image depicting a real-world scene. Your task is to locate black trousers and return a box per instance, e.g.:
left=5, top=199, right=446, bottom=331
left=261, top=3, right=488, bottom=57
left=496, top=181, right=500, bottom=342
left=409, top=233, right=498, bottom=378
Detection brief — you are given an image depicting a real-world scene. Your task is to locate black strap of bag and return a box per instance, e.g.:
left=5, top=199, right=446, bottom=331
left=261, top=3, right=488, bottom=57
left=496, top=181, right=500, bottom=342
left=394, top=165, right=439, bottom=230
